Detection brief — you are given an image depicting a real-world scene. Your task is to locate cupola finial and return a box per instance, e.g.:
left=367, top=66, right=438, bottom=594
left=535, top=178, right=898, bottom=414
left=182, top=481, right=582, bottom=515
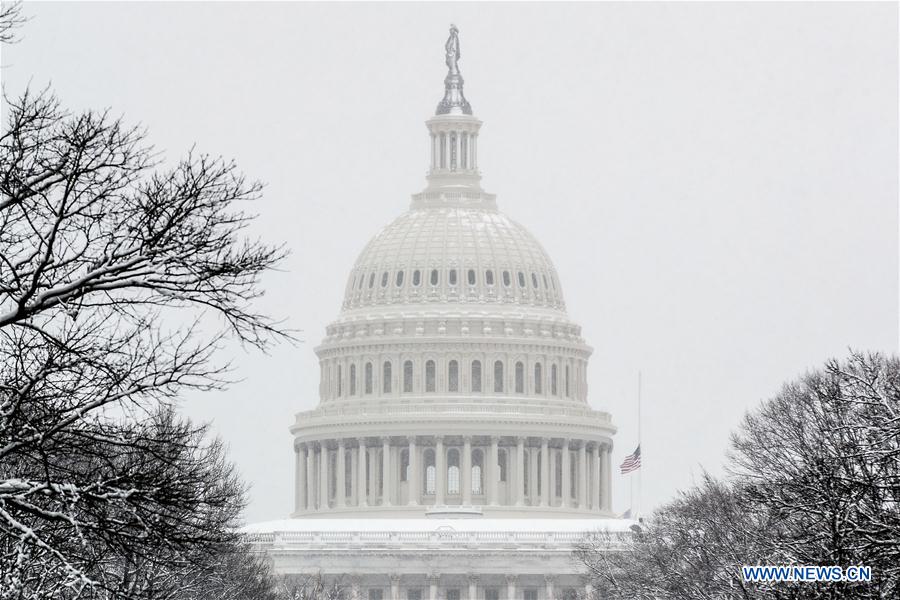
left=436, top=24, right=472, bottom=115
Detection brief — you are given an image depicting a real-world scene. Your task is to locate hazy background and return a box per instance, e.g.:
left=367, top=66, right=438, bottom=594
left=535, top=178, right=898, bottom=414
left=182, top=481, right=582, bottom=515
left=2, top=2, right=897, bottom=524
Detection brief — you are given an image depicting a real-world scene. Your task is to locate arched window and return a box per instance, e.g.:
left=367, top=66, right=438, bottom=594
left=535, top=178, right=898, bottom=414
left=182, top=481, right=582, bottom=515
left=425, top=360, right=436, bottom=392
left=449, top=269, right=457, bottom=286
left=439, top=132, right=446, bottom=168
left=448, top=360, right=459, bottom=392
left=467, top=269, right=476, bottom=285
left=551, top=364, right=558, bottom=396
left=447, top=449, right=460, bottom=495
left=364, top=362, right=373, bottom=395
left=534, top=363, right=543, bottom=394
left=424, top=449, right=436, bottom=494
left=368, top=273, right=375, bottom=288
left=485, top=270, right=494, bottom=286
left=357, top=274, right=364, bottom=290
left=400, top=449, right=409, bottom=482
left=349, top=364, right=357, bottom=395
left=430, top=269, right=439, bottom=286
left=551, top=274, right=558, bottom=290
left=337, top=364, right=342, bottom=397
left=517, top=271, right=526, bottom=288
left=531, top=272, right=539, bottom=288
left=493, top=360, right=504, bottom=393
left=412, top=269, right=421, bottom=286
left=565, top=365, right=571, bottom=397
left=515, top=361, right=524, bottom=394
left=396, top=270, right=404, bottom=287
left=403, top=360, right=413, bottom=393
left=383, top=361, right=392, bottom=394
left=472, top=449, right=484, bottom=495
left=381, top=272, right=389, bottom=287
left=542, top=274, right=549, bottom=289
left=471, top=360, right=482, bottom=392
left=502, top=270, right=511, bottom=287
left=498, top=448, right=507, bottom=482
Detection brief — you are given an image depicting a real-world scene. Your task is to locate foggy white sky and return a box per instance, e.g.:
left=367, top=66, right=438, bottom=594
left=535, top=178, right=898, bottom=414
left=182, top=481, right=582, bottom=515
left=3, top=2, right=897, bottom=524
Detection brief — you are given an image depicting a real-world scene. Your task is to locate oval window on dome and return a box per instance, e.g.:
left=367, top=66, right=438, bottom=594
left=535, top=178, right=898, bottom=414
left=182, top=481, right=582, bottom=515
left=430, top=269, right=439, bottom=286
left=381, top=272, right=389, bottom=287
left=485, top=270, right=494, bottom=286
left=449, top=269, right=457, bottom=286
left=467, top=269, right=476, bottom=285
left=517, top=272, right=526, bottom=288
left=368, top=273, right=375, bottom=289
left=532, top=273, right=539, bottom=288
left=502, top=271, right=511, bottom=287
left=412, top=269, right=421, bottom=286
left=396, top=270, right=404, bottom=287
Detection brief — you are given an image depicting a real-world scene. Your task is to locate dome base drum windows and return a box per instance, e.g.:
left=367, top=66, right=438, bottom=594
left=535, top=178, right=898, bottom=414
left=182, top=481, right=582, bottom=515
left=448, top=360, right=459, bottom=392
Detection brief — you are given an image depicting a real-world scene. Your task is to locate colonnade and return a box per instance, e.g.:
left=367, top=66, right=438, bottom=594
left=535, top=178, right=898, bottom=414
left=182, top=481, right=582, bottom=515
left=430, top=129, right=478, bottom=173
left=339, top=574, right=590, bottom=600
left=294, top=435, right=612, bottom=513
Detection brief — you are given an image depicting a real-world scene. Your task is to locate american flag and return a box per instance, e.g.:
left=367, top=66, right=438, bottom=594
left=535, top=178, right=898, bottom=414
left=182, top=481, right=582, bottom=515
left=619, top=444, right=641, bottom=474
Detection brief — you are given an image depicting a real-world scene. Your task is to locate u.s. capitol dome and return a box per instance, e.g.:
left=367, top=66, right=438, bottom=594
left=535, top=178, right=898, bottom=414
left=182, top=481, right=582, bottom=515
left=248, top=25, right=626, bottom=600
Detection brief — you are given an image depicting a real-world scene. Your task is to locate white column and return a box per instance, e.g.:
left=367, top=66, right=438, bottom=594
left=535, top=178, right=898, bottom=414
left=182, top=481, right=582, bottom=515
left=462, top=436, right=472, bottom=505
left=489, top=436, right=499, bottom=506
left=391, top=574, right=400, bottom=600
left=604, top=442, right=613, bottom=511
left=295, top=443, right=306, bottom=512
left=408, top=436, right=419, bottom=505
left=529, top=447, right=538, bottom=503
left=515, top=437, right=525, bottom=506
left=429, top=575, right=439, bottom=600
left=306, top=444, right=316, bottom=509
left=472, top=133, right=478, bottom=169
left=593, top=442, right=602, bottom=512
left=357, top=438, right=368, bottom=507
left=435, top=436, right=445, bottom=505
left=467, top=574, right=478, bottom=600
left=350, top=446, right=358, bottom=505
left=561, top=439, right=571, bottom=508
left=430, top=133, right=436, bottom=171
left=540, top=438, right=550, bottom=506
left=319, top=443, right=329, bottom=510
left=545, top=575, right=556, bottom=600
left=337, top=439, right=346, bottom=508
left=578, top=441, right=588, bottom=508
left=382, top=437, right=392, bottom=506
left=549, top=446, right=557, bottom=507
left=443, top=133, right=450, bottom=170
left=505, top=575, right=517, bottom=600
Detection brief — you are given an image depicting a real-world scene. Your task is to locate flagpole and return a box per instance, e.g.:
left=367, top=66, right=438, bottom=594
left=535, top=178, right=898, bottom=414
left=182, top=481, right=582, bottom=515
left=638, top=370, right=642, bottom=520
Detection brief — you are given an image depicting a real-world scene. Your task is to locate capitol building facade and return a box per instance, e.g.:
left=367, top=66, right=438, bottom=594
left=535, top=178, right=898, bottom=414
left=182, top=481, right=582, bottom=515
left=247, top=26, right=628, bottom=600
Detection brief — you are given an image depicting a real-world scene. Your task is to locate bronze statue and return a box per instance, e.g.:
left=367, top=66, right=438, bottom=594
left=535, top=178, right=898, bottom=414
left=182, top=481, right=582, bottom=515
left=445, top=24, right=460, bottom=75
